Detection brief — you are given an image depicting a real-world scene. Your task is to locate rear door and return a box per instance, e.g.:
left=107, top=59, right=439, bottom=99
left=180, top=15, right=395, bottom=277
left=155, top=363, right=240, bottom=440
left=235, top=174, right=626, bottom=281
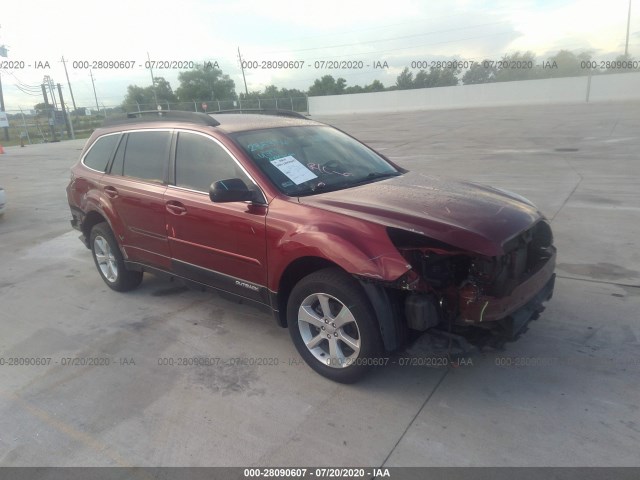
left=104, top=130, right=172, bottom=269
left=164, top=130, right=269, bottom=303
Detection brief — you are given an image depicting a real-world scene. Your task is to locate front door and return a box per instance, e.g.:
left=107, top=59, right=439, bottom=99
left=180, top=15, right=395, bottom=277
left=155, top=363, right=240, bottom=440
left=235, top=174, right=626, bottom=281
left=164, top=130, right=268, bottom=303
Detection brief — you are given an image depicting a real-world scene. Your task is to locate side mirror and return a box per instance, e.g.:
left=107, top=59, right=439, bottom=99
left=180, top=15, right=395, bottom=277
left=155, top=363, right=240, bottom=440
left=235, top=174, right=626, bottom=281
left=209, top=178, right=256, bottom=203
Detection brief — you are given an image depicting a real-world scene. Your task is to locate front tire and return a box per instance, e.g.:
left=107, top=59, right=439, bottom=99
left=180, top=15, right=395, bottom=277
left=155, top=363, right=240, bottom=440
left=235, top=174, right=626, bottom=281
left=90, top=222, right=142, bottom=292
left=287, top=268, right=383, bottom=383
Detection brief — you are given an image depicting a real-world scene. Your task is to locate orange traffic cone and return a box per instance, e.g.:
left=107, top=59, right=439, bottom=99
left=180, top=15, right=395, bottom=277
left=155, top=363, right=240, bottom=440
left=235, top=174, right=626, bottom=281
left=0, top=144, right=4, bottom=154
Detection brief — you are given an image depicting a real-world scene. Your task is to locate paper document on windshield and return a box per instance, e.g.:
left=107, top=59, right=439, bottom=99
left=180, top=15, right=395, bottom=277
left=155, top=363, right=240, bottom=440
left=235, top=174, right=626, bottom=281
left=271, top=156, right=318, bottom=185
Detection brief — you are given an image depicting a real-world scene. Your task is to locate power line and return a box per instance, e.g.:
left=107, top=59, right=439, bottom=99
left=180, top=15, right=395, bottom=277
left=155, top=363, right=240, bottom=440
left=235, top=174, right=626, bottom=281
left=252, top=0, right=578, bottom=51
left=258, top=21, right=512, bottom=55
left=263, top=11, right=472, bottom=45
left=10, top=81, right=42, bottom=94
left=1, top=70, right=41, bottom=91
left=303, top=30, right=518, bottom=61
left=13, top=84, right=41, bottom=96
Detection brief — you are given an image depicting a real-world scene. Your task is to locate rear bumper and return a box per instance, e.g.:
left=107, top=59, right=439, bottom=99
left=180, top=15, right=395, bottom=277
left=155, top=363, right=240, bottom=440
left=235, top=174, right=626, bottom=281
left=69, top=205, right=83, bottom=231
left=69, top=206, right=89, bottom=248
left=457, top=251, right=556, bottom=337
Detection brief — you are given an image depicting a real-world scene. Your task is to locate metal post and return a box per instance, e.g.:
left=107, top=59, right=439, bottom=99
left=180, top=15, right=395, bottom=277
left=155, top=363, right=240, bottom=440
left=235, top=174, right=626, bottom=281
left=45, top=75, right=58, bottom=109
left=33, top=117, right=45, bottom=143
left=0, top=73, right=9, bottom=141
left=61, top=56, right=78, bottom=116
left=0, top=44, right=11, bottom=140
left=625, top=0, right=632, bottom=56
left=89, top=70, right=99, bottom=112
left=19, top=108, right=31, bottom=145
left=57, top=83, right=75, bottom=139
left=41, top=84, right=57, bottom=141
left=147, top=52, right=159, bottom=107
left=238, top=47, right=249, bottom=95
left=217, top=100, right=221, bottom=111
left=586, top=73, right=592, bottom=103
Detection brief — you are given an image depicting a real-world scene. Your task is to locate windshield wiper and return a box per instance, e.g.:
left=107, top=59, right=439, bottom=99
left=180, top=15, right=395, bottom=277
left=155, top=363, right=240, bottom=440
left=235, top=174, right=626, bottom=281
left=296, top=181, right=346, bottom=196
left=295, top=171, right=400, bottom=196
left=352, top=171, right=401, bottom=185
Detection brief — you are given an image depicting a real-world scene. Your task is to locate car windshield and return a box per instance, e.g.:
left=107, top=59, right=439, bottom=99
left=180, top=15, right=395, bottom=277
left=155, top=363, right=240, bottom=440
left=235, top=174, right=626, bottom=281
left=231, top=125, right=400, bottom=196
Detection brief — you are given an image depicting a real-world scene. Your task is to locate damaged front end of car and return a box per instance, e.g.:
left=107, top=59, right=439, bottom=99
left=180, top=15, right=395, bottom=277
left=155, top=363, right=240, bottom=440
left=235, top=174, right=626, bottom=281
left=384, top=220, right=556, bottom=344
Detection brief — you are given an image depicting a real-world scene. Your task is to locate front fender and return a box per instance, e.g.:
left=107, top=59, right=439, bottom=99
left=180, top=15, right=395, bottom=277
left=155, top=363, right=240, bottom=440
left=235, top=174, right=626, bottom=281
left=267, top=219, right=410, bottom=292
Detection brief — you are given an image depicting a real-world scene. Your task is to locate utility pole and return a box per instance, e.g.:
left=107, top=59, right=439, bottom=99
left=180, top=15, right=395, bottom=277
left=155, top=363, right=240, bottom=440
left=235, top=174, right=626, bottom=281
left=0, top=41, right=9, bottom=141
left=147, top=52, right=159, bottom=108
left=625, top=0, right=632, bottom=56
left=89, top=70, right=100, bottom=113
left=61, top=56, right=78, bottom=115
left=237, top=47, right=249, bottom=96
left=57, top=83, right=74, bottom=140
left=0, top=73, right=8, bottom=141
left=41, top=83, right=57, bottom=141
left=44, top=75, right=57, bottom=109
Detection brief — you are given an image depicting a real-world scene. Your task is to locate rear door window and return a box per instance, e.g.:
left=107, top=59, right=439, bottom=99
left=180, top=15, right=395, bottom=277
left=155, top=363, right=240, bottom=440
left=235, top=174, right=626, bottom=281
left=122, top=131, right=171, bottom=183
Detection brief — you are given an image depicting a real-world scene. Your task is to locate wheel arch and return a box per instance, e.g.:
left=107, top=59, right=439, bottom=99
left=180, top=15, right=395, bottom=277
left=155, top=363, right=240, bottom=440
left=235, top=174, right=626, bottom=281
left=81, top=209, right=126, bottom=259
left=81, top=210, right=109, bottom=244
left=274, top=257, right=403, bottom=352
left=274, top=256, right=338, bottom=327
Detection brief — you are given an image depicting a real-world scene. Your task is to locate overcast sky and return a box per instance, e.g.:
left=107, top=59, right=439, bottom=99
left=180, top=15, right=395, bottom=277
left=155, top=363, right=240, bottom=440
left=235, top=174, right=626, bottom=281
left=1, top=0, right=638, bottom=109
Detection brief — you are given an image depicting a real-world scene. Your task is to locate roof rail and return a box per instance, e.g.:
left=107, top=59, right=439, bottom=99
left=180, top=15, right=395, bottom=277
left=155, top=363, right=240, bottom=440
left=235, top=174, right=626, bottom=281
left=103, top=110, right=220, bottom=127
left=214, top=109, right=308, bottom=120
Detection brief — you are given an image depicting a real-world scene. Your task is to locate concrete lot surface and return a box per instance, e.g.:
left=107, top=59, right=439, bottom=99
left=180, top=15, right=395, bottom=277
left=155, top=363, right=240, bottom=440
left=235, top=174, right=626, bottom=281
left=0, top=102, right=638, bottom=467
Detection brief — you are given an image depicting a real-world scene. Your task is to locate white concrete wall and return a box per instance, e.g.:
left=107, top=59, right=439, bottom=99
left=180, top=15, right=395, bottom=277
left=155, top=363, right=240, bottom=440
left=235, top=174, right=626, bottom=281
left=308, top=72, right=640, bottom=115
left=588, top=72, right=640, bottom=102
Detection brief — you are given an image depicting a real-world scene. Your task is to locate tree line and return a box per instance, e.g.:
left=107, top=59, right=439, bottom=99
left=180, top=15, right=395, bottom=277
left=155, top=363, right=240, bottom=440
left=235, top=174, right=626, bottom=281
left=117, top=50, right=638, bottom=109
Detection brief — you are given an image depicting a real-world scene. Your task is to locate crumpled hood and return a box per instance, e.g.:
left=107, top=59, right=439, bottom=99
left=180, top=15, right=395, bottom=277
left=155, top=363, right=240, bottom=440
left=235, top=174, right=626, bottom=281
left=298, top=172, right=542, bottom=257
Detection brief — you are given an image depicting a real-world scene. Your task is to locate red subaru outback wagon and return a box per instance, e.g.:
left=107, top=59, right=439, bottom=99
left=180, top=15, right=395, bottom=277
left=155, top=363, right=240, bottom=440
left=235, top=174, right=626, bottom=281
left=67, top=110, right=555, bottom=383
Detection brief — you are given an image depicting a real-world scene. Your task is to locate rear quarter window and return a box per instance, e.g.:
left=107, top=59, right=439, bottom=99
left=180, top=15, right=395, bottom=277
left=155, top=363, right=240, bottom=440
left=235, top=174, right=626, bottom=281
left=83, top=134, right=121, bottom=172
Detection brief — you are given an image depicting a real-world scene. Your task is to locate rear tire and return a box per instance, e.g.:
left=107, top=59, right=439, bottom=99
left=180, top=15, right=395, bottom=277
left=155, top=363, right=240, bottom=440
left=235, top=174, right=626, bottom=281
left=287, top=268, right=384, bottom=383
left=90, top=222, right=142, bottom=292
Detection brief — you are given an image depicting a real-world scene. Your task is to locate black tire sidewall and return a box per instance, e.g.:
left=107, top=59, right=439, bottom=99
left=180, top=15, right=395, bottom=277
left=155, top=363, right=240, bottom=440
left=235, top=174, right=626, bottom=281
left=287, top=268, right=383, bottom=383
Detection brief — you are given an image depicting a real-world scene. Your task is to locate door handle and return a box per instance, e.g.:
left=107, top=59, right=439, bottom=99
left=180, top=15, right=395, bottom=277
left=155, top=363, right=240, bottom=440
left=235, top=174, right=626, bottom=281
left=104, top=186, right=118, bottom=198
left=166, top=201, right=187, bottom=215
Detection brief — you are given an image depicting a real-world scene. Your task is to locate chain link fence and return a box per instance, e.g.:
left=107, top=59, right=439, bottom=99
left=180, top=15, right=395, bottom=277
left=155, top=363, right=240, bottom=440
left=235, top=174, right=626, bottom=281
left=0, top=97, right=308, bottom=146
